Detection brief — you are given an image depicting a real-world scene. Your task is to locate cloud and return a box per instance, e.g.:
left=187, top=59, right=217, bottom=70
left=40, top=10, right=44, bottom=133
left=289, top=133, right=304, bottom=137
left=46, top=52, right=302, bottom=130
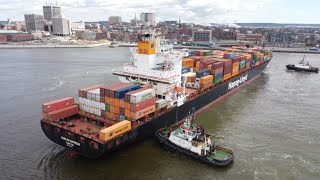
left=0, top=0, right=271, bottom=23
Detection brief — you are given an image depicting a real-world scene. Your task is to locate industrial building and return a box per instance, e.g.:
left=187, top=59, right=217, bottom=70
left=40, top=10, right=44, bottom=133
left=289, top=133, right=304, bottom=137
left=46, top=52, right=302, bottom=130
left=71, top=21, right=85, bottom=34
left=24, top=14, right=44, bottom=33
left=109, top=16, right=122, bottom=25
left=140, top=13, right=155, bottom=26
left=43, top=6, right=62, bottom=21
left=52, top=17, right=70, bottom=36
left=192, top=30, right=213, bottom=47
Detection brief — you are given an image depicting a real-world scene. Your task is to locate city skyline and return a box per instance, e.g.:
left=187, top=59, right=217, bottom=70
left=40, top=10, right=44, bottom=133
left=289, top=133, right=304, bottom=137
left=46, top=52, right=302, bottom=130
left=1, top=0, right=320, bottom=24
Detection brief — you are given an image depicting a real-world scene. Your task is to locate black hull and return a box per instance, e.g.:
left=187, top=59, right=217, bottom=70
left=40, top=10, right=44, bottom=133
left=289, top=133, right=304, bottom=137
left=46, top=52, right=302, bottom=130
left=41, top=61, right=270, bottom=158
left=286, top=64, right=319, bottom=73
left=155, top=129, right=234, bottom=167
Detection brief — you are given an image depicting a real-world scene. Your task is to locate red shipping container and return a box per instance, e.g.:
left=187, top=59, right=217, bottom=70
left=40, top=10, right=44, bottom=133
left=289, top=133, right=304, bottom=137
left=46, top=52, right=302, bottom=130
left=245, top=59, right=251, bottom=70
left=211, top=62, right=224, bottom=70
left=213, top=59, right=232, bottom=74
left=42, top=97, right=74, bottom=113
left=130, top=98, right=156, bottom=112
left=100, top=82, right=128, bottom=96
left=43, top=105, right=78, bottom=121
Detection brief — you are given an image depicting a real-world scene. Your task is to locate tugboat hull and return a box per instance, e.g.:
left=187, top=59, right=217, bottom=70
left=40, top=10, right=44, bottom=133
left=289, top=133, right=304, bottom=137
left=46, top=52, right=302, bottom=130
left=155, top=129, right=234, bottom=167
left=286, top=64, right=319, bottom=73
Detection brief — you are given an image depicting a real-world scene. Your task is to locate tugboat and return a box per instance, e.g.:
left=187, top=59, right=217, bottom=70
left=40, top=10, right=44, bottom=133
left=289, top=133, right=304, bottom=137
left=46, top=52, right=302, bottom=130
left=155, top=111, right=234, bottom=167
left=286, top=56, right=319, bottom=73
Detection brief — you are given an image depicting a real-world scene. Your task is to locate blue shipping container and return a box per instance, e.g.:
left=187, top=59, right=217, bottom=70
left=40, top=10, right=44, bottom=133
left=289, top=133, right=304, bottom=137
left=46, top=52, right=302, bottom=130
left=250, top=60, right=255, bottom=68
left=182, top=66, right=191, bottom=74
left=115, top=85, right=140, bottom=99
left=214, top=72, right=223, bottom=78
left=240, top=60, right=246, bottom=65
left=196, top=70, right=210, bottom=78
left=226, top=53, right=236, bottom=58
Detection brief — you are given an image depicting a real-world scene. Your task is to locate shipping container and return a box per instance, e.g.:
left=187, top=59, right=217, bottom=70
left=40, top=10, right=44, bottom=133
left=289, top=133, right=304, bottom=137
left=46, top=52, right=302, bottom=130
left=182, top=66, right=191, bottom=74
left=223, top=73, right=231, bottom=81
left=156, top=99, right=167, bottom=110
left=42, top=97, right=74, bottom=113
left=214, top=59, right=232, bottom=75
left=214, top=72, right=223, bottom=85
left=43, top=105, right=78, bottom=121
left=114, top=98, right=120, bottom=107
left=115, top=84, right=140, bottom=99
left=99, top=120, right=131, bottom=141
left=130, top=105, right=156, bottom=121
left=200, top=82, right=212, bottom=90
left=200, top=75, right=213, bottom=84
left=130, top=97, right=156, bottom=112
left=196, top=70, right=210, bottom=78
left=182, top=58, right=195, bottom=68
left=127, top=88, right=155, bottom=104
left=79, top=84, right=104, bottom=98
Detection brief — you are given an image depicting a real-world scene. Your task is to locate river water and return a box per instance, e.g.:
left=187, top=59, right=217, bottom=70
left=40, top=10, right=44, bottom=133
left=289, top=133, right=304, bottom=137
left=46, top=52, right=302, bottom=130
left=0, top=48, right=319, bottom=180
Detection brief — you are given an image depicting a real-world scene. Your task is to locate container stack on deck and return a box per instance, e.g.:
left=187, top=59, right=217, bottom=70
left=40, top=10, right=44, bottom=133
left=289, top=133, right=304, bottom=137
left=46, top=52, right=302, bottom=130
left=42, top=97, right=78, bottom=122
left=124, top=87, right=156, bottom=121
left=101, top=83, right=140, bottom=122
left=182, top=47, right=272, bottom=90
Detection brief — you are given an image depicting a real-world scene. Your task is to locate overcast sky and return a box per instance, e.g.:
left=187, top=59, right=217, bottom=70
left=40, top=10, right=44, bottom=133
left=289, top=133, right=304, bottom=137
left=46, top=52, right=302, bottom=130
left=1, top=0, right=320, bottom=24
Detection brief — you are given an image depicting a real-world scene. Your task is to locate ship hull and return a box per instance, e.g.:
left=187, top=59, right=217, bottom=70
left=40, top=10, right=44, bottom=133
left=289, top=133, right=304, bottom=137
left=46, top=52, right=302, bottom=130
left=41, top=61, right=270, bottom=158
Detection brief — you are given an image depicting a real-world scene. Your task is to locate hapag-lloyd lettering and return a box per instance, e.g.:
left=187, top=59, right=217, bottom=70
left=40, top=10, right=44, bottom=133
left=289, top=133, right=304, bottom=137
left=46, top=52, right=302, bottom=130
left=228, top=75, right=248, bottom=90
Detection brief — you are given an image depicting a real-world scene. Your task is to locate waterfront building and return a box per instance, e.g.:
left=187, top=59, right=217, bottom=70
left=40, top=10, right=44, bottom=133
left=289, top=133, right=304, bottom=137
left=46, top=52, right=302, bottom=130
left=140, top=13, right=155, bottom=26
left=24, top=14, right=44, bottom=33
left=43, top=6, right=62, bottom=21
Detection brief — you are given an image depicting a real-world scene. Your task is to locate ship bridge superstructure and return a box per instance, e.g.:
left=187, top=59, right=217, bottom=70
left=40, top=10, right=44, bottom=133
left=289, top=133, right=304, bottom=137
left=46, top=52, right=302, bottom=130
left=113, top=29, right=187, bottom=106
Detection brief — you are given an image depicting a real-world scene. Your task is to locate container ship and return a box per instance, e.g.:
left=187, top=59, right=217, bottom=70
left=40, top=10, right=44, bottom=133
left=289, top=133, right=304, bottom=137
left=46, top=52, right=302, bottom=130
left=40, top=30, right=272, bottom=158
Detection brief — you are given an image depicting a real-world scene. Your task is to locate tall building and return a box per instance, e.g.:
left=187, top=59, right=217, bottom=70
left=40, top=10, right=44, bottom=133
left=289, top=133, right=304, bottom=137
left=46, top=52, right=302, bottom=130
left=43, top=6, right=62, bottom=21
left=192, top=30, right=213, bottom=47
left=52, top=17, right=70, bottom=36
left=109, top=16, right=122, bottom=25
left=24, top=14, right=44, bottom=33
left=140, top=13, right=155, bottom=26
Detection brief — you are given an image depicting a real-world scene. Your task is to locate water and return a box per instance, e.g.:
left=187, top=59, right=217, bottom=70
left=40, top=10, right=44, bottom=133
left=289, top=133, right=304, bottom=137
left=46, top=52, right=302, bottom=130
left=0, top=48, right=319, bottom=180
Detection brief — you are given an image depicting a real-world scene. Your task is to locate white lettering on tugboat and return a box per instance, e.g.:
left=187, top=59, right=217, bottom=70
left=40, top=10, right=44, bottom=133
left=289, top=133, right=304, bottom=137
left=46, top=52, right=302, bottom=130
left=228, top=74, right=248, bottom=91
left=61, top=136, right=80, bottom=147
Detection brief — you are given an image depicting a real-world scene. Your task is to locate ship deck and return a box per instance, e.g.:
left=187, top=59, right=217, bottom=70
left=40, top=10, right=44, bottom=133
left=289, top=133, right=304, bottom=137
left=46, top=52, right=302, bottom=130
left=45, top=117, right=104, bottom=143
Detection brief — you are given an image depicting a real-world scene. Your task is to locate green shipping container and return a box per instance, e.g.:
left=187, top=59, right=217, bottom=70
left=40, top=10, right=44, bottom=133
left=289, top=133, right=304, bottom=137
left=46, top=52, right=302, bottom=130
left=239, top=64, right=246, bottom=69
left=105, top=104, right=110, bottom=112
left=214, top=77, right=223, bottom=85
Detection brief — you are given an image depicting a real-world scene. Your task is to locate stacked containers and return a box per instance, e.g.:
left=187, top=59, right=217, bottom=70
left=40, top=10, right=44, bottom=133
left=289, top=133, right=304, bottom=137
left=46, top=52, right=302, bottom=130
left=102, top=83, right=140, bottom=122
left=214, top=59, right=232, bottom=81
left=253, top=52, right=261, bottom=66
left=194, top=50, right=213, bottom=56
left=245, top=54, right=252, bottom=70
left=124, top=88, right=156, bottom=121
left=231, top=57, right=240, bottom=77
left=42, top=97, right=78, bottom=122
left=211, top=62, right=224, bottom=85
left=78, top=85, right=105, bottom=117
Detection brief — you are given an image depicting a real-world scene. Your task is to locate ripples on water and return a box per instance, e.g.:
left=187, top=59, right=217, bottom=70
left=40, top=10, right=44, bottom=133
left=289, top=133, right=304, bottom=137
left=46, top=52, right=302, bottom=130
left=0, top=49, right=319, bottom=180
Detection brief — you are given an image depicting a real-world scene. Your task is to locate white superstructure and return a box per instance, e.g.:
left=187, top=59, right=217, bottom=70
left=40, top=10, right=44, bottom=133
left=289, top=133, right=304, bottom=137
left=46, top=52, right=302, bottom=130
left=168, top=118, right=212, bottom=156
left=113, top=29, right=188, bottom=108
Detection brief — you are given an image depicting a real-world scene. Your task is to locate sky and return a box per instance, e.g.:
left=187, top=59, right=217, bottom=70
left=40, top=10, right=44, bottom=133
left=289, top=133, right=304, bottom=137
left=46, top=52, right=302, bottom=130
left=1, top=0, right=320, bottom=24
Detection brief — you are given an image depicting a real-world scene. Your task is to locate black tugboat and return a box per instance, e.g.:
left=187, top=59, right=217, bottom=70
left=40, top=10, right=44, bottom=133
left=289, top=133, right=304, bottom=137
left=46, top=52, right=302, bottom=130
left=286, top=56, right=319, bottom=73
left=155, top=112, right=234, bottom=167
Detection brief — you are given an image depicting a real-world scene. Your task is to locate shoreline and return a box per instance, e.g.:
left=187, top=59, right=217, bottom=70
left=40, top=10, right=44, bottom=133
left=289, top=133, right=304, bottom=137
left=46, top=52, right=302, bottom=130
left=1, top=43, right=319, bottom=54
left=0, top=42, right=111, bottom=49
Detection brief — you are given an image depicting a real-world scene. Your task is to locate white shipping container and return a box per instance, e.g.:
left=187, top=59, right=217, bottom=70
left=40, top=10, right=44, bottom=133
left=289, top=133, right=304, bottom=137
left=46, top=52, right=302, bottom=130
left=130, top=89, right=155, bottom=104
left=156, top=99, right=168, bottom=110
